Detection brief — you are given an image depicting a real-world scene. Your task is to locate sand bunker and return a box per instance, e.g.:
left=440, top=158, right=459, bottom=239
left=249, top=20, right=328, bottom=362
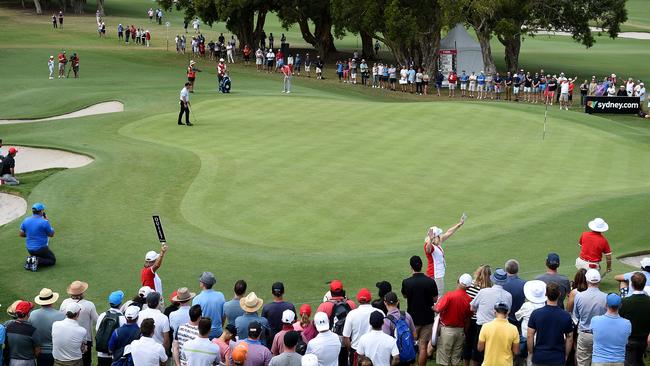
left=0, top=193, right=27, bottom=227
left=0, top=146, right=94, bottom=226
left=14, top=146, right=93, bottom=174
left=0, top=101, right=123, bottom=124
left=619, top=254, right=649, bottom=269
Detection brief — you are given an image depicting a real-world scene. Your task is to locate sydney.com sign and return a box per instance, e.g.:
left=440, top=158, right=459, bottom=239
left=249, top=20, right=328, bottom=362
left=585, top=96, right=641, bottom=114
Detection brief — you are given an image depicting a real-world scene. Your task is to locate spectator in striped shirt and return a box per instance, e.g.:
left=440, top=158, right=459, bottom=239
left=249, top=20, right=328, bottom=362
left=173, top=304, right=202, bottom=366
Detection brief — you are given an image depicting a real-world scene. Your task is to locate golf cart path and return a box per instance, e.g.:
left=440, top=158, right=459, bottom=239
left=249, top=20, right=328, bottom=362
left=0, top=101, right=124, bottom=124
left=535, top=28, right=650, bottom=40
left=0, top=146, right=94, bottom=226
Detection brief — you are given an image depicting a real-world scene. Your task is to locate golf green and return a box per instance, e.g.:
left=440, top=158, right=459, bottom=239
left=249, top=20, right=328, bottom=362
left=1, top=1, right=650, bottom=319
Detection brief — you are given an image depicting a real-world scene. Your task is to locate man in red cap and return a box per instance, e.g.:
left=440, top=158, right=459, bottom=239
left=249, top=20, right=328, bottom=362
left=5, top=301, right=38, bottom=366
left=317, top=280, right=356, bottom=366
left=343, top=288, right=382, bottom=366
left=1, top=147, right=19, bottom=185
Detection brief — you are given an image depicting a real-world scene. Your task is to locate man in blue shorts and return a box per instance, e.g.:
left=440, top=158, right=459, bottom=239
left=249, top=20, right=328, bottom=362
left=19, top=202, right=56, bottom=271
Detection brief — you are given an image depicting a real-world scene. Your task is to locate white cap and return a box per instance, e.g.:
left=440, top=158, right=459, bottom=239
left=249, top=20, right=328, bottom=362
left=640, top=257, right=650, bottom=269
left=588, top=218, right=609, bottom=232
left=458, top=273, right=473, bottom=287
left=219, top=58, right=225, bottom=62
left=66, top=302, right=82, bottom=314
left=314, top=311, right=329, bottom=332
left=145, top=251, right=159, bottom=261
left=281, top=309, right=295, bottom=324
left=427, top=226, right=443, bottom=239
left=301, top=354, right=319, bottom=366
left=139, top=286, right=152, bottom=297
left=125, top=305, right=140, bottom=319
left=586, top=269, right=601, bottom=283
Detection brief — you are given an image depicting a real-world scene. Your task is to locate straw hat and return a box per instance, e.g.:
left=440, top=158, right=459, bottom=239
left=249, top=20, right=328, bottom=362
left=67, top=281, right=89, bottom=296
left=171, top=287, right=196, bottom=303
left=239, top=292, right=264, bottom=313
left=34, top=288, right=60, bottom=306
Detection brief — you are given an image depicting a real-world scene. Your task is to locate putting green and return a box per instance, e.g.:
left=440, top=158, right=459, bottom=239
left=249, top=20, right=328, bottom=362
left=1, top=1, right=650, bottom=317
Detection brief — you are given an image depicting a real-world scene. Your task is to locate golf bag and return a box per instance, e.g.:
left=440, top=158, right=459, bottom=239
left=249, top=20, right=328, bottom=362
left=220, top=75, right=231, bottom=93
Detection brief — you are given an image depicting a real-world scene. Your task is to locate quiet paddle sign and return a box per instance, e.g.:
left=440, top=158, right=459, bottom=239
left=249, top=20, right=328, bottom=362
left=152, top=215, right=167, bottom=243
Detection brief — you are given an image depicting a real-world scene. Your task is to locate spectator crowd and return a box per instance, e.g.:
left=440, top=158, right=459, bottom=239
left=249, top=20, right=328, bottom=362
left=3, top=209, right=650, bottom=366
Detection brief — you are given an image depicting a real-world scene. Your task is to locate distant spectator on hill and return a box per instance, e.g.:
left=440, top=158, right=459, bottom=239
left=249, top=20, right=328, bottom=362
left=262, top=282, right=295, bottom=342
left=48, top=55, right=55, bottom=79
left=58, top=11, right=64, bottom=28
left=224, top=280, right=247, bottom=326
left=315, top=56, right=324, bottom=80
left=535, top=253, right=571, bottom=309
left=619, top=272, right=650, bottom=365
left=194, top=272, right=226, bottom=339
left=141, top=243, right=168, bottom=296
left=423, top=214, right=465, bottom=295
left=576, top=218, right=612, bottom=273
left=20, top=202, right=55, bottom=271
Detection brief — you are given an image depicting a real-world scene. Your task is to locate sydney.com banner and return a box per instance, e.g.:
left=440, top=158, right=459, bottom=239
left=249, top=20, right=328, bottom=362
left=585, top=96, right=641, bottom=114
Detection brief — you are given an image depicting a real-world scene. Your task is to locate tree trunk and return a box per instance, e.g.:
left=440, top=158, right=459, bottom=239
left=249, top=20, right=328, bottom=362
left=97, top=0, right=104, bottom=16
left=33, top=0, right=42, bottom=14
left=417, top=15, right=441, bottom=77
left=73, top=0, right=84, bottom=14
left=475, top=26, right=497, bottom=75
left=253, top=10, right=267, bottom=49
left=295, top=11, right=336, bottom=59
left=360, top=31, right=374, bottom=60
left=501, top=33, right=521, bottom=73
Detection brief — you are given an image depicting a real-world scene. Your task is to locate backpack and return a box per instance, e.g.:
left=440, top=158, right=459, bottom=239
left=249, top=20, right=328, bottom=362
left=329, top=299, right=352, bottom=335
left=96, top=311, right=121, bottom=353
left=387, top=312, right=417, bottom=363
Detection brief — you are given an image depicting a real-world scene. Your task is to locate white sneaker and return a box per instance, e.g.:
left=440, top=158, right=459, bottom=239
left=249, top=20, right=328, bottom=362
left=286, top=91, right=290, bottom=94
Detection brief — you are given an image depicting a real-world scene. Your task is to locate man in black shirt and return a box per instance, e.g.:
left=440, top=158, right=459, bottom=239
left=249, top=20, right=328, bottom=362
left=619, top=272, right=650, bottom=366
left=505, top=72, right=513, bottom=101
left=401, top=255, right=438, bottom=366
left=1, top=147, right=19, bottom=185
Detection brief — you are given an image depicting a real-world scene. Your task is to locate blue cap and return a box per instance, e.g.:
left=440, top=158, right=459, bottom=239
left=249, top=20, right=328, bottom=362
left=606, top=293, right=622, bottom=308
left=32, top=202, right=46, bottom=211
left=490, top=268, right=508, bottom=285
left=547, top=252, right=560, bottom=265
left=108, top=290, right=125, bottom=306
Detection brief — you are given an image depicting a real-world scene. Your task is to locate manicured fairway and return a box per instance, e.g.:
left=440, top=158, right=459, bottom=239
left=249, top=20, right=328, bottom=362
left=1, top=1, right=650, bottom=320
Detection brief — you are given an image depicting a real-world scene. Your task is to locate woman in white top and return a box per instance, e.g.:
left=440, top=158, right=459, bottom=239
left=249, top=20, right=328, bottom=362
left=399, top=66, right=408, bottom=92
left=423, top=213, right=466, bottom=295
left=607, top=84, right=617, bottom=97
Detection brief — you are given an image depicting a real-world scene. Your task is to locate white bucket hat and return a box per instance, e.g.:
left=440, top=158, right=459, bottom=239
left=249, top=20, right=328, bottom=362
left=523, top=280, right=547, bottom=304
left=588, top=218, right=609, bottom=232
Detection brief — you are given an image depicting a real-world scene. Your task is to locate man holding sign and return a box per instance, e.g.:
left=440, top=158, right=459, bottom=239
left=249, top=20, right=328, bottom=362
left=141, top=243, right=168, bottom=297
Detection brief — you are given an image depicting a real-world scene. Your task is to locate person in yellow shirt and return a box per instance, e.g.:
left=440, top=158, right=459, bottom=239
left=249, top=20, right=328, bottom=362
left=477, top=302, right=520, bottom=366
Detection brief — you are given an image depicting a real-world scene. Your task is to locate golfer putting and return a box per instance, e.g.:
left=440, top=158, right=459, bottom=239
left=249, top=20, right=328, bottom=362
left=178, top=82, right=194, bottom=126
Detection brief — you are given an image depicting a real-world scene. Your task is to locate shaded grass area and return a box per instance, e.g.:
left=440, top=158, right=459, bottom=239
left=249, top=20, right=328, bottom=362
left=0, top=168, right=65, bottom=197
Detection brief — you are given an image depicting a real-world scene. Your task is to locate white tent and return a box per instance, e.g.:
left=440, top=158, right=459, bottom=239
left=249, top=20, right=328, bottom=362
left=439, top=24, right=485, bottom=75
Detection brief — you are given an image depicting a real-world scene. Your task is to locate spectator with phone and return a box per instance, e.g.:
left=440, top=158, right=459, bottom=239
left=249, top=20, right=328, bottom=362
left=20, top=202, right=55, bottom=271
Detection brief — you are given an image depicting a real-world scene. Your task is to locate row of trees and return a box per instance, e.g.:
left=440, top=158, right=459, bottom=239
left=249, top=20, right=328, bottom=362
left=23, top=0, right=92, bottom=15
left=160, top=0, right=627, bottom=77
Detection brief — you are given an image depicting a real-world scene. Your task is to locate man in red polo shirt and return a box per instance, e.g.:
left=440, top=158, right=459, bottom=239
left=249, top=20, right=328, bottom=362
left=141, top=243, right=168, bottom=296
left=433, top=273, right=473, bottom=366
left=576, top=218, right=612, bottom=272
left=316, top=280, right=356, bottom=366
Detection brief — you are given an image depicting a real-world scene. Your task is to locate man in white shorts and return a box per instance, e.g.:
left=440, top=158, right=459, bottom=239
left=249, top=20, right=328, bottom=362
left=468, top=72, right=477, bottom=98
left=559, top=79, right=570, bottom=111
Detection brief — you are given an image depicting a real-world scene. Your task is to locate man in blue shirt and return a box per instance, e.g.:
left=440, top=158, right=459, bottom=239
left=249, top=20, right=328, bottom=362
left=503, top=260, right=526, bottom=328
left=477, top=71, right=486, bottom=99
left=192, top=272, right=226, bottom=338
left=591, top=294, right=631, bottom=365
left=614, top=257, right=650, bottom=296
left=235, top=292, right=271, bottom=346
left=19, top=202, right=55, bottom=271
left=527, top=282, right=574, bottom=366
left=459, top=70, right=469, bottom=97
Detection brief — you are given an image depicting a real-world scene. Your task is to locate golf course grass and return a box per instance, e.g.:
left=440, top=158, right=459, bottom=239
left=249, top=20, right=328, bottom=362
left=1, top=0, right=650, bottom=326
